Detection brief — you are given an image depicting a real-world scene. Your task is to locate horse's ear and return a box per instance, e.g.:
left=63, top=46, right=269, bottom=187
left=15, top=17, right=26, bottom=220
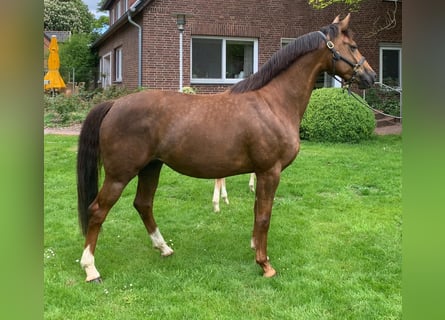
left=338, top=13, right=351, bottom=31
left=332, top=15, right=340, bottom=24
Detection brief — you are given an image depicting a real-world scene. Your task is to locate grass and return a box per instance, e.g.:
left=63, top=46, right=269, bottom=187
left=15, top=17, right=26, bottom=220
left=44, top=134, right=401, bottom=319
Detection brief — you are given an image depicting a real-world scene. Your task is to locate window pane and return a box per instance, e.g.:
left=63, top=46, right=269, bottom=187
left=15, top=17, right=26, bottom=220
left=226, top=41, right=253, bottom=79
left=192, top=39, right=222, bottom=78
left=382, top=49, right=400, bottom=87
left=115, top=47, right=122, bottom=81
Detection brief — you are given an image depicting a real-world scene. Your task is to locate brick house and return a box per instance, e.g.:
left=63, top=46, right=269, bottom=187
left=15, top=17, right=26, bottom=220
left=92, top=0, right=402, bottom=94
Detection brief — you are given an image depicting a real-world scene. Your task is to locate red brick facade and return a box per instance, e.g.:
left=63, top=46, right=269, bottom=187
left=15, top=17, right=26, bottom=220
left=93, top=0, right=402, bottom=93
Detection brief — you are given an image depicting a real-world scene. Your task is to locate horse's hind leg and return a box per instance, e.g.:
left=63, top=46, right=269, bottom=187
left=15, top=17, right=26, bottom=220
left=80, top=178, right=127, bottom=282
left=134, top=160, right=173, bottom=256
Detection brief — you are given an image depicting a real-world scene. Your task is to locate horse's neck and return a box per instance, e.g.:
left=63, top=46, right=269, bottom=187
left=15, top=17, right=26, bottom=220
left=261, top=50, right=328, bottom=121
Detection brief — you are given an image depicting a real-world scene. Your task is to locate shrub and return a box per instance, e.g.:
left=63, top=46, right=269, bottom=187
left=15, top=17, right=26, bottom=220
left=44, top=86, right=148, bottom=127
left=91, top=85, right=143, bottom=104
left=364, top=84, right=401, bottom=117
left=300, top=88, right=375, bottom=143
left=44, top=94, right=90, bottom=126
left=181, top=86, right=197, bottom=94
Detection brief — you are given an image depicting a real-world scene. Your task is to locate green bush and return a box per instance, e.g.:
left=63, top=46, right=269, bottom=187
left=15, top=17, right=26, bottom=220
left=44, top=94, right=90, bottom=126
left=300, top=88, right=375, bottom=143
left=90, top=85, right=144, bottom=104
left=44, top=86, right=147, bottom=127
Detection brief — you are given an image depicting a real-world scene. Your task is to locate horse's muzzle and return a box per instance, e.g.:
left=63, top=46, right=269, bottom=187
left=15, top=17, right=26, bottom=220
left=357, top=70, right=377, bottom=89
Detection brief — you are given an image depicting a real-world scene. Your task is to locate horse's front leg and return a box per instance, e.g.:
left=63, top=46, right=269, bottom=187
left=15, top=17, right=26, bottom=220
left=221, top=178, right=229, bottom=204
left=212, top=179, right=222, bottom=212
left=251, top=169, right=280, bottom=277
left=212, top=178, right=228, bottom=212
left=249, top=173, right=256, bottom=192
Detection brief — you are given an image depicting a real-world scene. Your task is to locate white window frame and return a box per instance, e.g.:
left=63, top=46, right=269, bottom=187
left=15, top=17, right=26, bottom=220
left=114, top=47, right=123, bottom=82
left=191, top=36, right=258, bottom=85
left=100, top=52, right=112, bottom=88
left=280, top=38, right=295, bottom=47
left=379, top=44, right=402, bottom=89
left=116, top=1, right=122, bottom=20
left=110, top=8, right=115, bottom=24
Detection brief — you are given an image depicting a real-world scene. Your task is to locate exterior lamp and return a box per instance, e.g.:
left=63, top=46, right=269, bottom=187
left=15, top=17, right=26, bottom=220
left=176, top=14, right=186, bottom=32
left=172, top=13, right=188, bottom=91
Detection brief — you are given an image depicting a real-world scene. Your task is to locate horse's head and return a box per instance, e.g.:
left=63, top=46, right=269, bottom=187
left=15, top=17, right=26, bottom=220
left=320, top=14, right=376, bottom=89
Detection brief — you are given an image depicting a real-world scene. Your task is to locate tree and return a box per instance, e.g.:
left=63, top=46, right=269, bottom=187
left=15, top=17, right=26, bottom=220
left=91, top=15, right=109, bottom=39
left=58, top=34, right=97, bottom=86
left=44, top=0, right=94, bottom=34
left=308, top=0, right=399, bottom=37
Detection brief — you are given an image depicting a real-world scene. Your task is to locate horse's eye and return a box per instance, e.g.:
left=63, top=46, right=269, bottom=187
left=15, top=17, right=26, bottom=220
left=350, top=45, right=358, bottom=52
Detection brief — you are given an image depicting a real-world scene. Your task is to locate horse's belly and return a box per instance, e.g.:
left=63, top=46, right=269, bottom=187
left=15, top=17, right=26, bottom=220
left=160, top=152, right=250, bottom=179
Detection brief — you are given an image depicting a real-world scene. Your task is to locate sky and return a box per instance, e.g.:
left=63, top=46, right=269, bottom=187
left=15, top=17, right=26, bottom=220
left=82, top=0, right=105, bottom=17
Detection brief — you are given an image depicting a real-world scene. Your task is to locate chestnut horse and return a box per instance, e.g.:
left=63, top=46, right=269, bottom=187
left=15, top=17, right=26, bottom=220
left=212, top=174, right=255, bottom=212
left=77, top=14, right=376, bottom=282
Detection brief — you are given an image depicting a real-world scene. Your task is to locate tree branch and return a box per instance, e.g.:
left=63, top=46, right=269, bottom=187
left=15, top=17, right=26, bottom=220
left=364, top=1, right=398, bottom=38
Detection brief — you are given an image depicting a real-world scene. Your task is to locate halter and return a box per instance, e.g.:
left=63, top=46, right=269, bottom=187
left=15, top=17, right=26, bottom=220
left=317, top=30, right=366, bottom=92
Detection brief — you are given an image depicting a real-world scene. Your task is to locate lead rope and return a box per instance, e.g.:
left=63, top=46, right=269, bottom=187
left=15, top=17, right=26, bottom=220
left=332, top=76, right=402, bottom=119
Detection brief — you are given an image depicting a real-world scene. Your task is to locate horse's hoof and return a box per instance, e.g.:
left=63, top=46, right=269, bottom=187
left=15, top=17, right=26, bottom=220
left=263, top=268, right=277, bottom=278
left=161, top=249, right=174, bottom=257
left=261, top=261, right=276, bottom=278
left=87, top=277, right=103, bottom=283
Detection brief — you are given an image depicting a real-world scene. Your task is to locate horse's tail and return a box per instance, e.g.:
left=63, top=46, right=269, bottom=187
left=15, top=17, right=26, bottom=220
left=77, top=101, right=114, bottom=236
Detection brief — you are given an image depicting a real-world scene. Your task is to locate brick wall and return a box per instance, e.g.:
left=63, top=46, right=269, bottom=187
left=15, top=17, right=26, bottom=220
left=97, top=0, right=402, bottom=93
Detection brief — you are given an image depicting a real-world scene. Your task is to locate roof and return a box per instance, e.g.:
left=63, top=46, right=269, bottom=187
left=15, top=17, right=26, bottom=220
left=101, top=0, right=147, bottom=11
left=92, top=0, right=153, bottom=49
left=100, top=0, right=114, bottom=10
left=44, top=31, right=72, bottom=43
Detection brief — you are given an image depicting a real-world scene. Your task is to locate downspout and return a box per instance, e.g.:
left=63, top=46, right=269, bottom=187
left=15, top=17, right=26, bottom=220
left=128, top=1, right=142, bottom=88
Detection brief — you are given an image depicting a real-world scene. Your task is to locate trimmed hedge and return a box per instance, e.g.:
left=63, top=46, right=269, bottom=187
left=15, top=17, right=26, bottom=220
left=300, top=88, right=375, bottom=143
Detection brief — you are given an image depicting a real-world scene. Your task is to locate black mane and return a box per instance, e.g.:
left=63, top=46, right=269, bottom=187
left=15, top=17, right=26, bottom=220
left=230, top=23, right=340, bottom=94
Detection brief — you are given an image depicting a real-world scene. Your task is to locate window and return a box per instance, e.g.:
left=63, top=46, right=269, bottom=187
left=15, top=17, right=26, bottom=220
left=100, top=52, right=112, bottom=88
left=114, top=47, right=123, bottom=82
left=115, top=1, right=121, bottom=21
left=191, top=37, right=258, bottom=84
left=380, top=45, right=401, bottom=88
left=110, top=9, right=115, bottom=24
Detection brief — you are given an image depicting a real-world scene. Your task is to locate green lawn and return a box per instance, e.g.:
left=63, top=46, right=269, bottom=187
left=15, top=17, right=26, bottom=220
left=44, top=134, right=401, bottom=319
